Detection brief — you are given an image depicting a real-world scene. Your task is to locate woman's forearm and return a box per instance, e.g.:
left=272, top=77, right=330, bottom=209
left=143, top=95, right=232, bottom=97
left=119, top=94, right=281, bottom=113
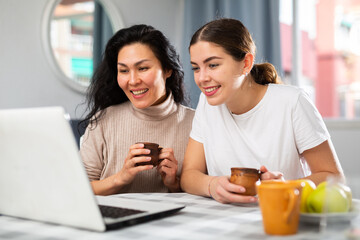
left=302, top=140, right=345, bottom=186
left=305, top=171, right=345, bottom=186
left=181, top=169, right=212, bottom=197
left=91, top=175, right=125, bottom=196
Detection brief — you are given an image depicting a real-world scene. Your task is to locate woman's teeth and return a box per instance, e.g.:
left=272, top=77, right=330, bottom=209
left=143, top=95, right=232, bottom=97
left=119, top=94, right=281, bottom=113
left=131, top=89, right=148, bottom=95
left=204, top=86, right=219, bottom=93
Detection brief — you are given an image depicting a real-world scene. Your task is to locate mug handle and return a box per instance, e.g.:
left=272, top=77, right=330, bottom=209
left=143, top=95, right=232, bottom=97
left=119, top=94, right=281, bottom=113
left=283, top=189, right=300, bottom=223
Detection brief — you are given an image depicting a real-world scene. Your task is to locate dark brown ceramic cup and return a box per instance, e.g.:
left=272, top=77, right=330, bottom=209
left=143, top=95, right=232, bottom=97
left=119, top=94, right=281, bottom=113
left=135, top=142, right=163, bottom=167
left=230, top=167, right=263, bottom=196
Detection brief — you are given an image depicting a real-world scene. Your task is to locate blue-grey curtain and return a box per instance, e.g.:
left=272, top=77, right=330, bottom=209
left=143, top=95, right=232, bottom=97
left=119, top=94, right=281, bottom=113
left=93, top=1, right=113, bottom=70
left=181, top=0, right=282, bottom=108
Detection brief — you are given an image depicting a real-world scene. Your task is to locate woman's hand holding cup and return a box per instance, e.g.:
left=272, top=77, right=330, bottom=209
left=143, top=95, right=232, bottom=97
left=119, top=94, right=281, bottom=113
left=209, top=165, right=285, bottom=204
left=208, top=176, right=258, bottom=204
left=116, top=143, right=154, bottom=186
left=157, top=148, right=180, bottom=192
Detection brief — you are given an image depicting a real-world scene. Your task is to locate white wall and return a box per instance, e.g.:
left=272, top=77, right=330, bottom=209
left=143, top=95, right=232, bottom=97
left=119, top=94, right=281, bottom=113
left=0, top=0, right=184, bottom=119
left=110, top=0, right=184, bottom=52
left=0, top=0, right=84, bottom=118
left=326, top=120, right=360, bottom=198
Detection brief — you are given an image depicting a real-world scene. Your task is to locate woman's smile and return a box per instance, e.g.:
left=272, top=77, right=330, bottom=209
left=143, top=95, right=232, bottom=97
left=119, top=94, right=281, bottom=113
left=131, top=88, right=149, bottom=98
left=203, top=86, right=221, bottom=96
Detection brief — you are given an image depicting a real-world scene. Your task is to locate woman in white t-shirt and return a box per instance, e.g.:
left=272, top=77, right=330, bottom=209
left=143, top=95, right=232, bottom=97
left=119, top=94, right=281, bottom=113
left=180, top=18, right=344, bottom=204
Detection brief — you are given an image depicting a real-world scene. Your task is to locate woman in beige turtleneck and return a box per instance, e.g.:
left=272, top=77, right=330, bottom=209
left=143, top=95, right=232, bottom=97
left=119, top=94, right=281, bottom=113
left=79, top=24, right=194, bottom=195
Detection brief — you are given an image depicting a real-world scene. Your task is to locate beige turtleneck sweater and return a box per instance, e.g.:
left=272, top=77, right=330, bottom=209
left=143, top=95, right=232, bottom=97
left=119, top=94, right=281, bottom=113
left=80, top=94, right=195, bottom=193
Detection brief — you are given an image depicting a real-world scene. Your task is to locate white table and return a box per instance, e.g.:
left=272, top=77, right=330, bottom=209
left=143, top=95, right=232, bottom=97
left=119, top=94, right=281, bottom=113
left=0, top=193, right=358, bottom=239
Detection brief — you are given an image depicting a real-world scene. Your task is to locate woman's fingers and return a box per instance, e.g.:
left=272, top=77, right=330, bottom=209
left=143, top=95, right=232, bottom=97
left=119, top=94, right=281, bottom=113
left=158, top=148, right=178, bottom=171
left=156, top=148, right=179, bottom=190
left=261, top=171, right=284, bottom=180
left=117, top=144, right=157, bottom=186
left=128, top=148, right=150, bottom=159
left=216, top=185, right=257, bottom=203
left=158, top=161, right=177, bottom=173
left=159, top=148, right=177, bottom=162
left=157, top=158, right=176, bottom=169
left=259, top=165, right=268, bottom=173
left=129, top=143, right=144, bottom=150
left=259, top=165, right=284, bottom=180
left=124, top=144, right=149, bottom=163
left=130, top=156, right=152, bottom=166
left=225, top=181, right=246, bottom=194
left=212, top=176, right=257, bottom=204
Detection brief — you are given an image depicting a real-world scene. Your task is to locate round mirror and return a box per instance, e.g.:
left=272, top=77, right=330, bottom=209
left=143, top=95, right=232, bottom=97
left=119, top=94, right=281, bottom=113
left=42, top=0, right=124, bottom=93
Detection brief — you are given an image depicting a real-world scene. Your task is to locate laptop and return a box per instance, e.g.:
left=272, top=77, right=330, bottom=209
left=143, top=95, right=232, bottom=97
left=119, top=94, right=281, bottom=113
left=0, top=106, right=185, bottom=232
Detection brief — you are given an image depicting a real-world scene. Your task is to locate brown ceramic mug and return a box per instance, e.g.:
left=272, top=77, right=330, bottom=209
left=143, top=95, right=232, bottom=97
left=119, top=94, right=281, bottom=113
left=230, top=167, right=263, bottom=196
left=135, top=142, right=163, bottom=167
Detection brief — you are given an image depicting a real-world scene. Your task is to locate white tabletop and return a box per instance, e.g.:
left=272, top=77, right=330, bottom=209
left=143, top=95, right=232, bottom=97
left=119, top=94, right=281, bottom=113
left=0, top=192, right=358, bottom=240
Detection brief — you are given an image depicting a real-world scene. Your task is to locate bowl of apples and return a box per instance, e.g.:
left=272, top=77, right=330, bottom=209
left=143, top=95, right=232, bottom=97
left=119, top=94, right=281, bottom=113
left=299, top=180, right=360, bottom=224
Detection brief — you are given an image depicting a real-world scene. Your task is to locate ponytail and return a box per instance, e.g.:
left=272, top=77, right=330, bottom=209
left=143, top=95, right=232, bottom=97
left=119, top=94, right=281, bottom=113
left=250, top=63, right=282, bottom=85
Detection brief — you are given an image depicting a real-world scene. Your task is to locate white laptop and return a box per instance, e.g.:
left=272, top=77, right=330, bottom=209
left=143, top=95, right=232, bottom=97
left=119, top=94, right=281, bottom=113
left=0, top=106, right=184, bottom=232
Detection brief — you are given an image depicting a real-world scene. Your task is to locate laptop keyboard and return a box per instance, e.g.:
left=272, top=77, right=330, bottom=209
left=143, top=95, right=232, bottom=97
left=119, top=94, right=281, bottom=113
left=99, top=205, right=146, bottom=218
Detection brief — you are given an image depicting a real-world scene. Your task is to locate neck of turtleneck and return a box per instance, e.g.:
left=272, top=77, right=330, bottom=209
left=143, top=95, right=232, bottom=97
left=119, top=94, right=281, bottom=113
left=129, top=92, right=178, bottom=121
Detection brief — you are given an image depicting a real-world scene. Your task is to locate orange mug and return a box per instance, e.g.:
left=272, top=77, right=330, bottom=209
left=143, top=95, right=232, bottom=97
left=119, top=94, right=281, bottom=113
left=256, top=180, right=303, bottom=235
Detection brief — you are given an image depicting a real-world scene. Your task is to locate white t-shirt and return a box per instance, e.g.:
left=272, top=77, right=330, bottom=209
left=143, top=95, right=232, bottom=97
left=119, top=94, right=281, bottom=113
left=190, top=84, right=330, bottom=180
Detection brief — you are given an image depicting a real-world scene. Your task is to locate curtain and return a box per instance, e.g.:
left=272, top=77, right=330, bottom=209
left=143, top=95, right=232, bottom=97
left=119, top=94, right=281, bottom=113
left=181, top=0, right=282, bottom=108
left=93, top=1, right=113, bottom=71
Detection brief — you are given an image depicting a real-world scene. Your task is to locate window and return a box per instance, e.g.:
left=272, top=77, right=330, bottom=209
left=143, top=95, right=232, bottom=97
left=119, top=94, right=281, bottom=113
left=51, top=0, right=95, bottom=87
left=41, top=0, right=124, bottom=93
left=280, top=0, right=360, bottom=119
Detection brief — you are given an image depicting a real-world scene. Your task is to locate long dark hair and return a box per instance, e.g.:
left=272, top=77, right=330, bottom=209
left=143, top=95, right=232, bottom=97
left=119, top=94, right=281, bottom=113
left=81, top=24, right=186, bottom=128
left=189, top=18, right=281, bottom=85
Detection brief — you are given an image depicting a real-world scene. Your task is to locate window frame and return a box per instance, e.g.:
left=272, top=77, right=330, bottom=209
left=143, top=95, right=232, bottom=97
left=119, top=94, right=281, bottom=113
left=41, top=0, right=124, bottom=93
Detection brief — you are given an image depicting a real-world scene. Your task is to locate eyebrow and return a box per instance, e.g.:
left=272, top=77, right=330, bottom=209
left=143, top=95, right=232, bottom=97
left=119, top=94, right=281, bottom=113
left=190, top=56, right=223, bottom=65
left=117, top=59, right=150, bottom=67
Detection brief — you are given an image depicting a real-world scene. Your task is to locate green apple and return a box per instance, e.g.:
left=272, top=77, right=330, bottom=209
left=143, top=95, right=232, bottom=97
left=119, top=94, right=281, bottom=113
left=306, top=181, right=350, bottom=213
left=337, top=182, right=353, bottom=208
left=295, top=179, right=316, bottom=213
